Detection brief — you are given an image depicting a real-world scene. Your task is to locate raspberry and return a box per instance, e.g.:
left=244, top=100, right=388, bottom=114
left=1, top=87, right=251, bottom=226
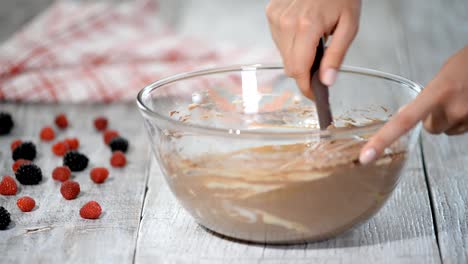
left=60, top=180, right=80, bottom=200
left=0, top=206, right=11, bottom=230
left=110, top=151, right=127, bottom=168
left=0, top=112, right=14, bottom=135
left=63, top=151, right=89, bottom=172
left=90, top=167, right=109, bottom=184
left=94, top=117, right=108, bottom=131
left=64, top=138, right=80, bottom=150
left=12, top=142, right=36, bottom=161
left=12, top=159, right=31, bottom=173
left=52, top=141, right=69, bottom=156
left=103, top=130, right=119, bottom=145
left=52, top=166, right=71, bottom=182
left=0, top=176, right=17, bottom=196
left=17, top=196, right=35, bottom=212
left=15, top=164, right=42, bottom=185
left=55, top=114, right=69, bottom=129
left=40, top=126, right=55, bottom=141
left=10, top=139, right=22, bottom=151
left=80, top=201, right=102, bottom=219
left=109, top=137, right=129, bottom=153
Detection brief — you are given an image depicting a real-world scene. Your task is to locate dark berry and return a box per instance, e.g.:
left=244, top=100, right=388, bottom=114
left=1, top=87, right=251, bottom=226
left=63, top=151, right=89, bottom=172
left=12, top=142, right=37, bottom=161
left=15, top=164, right=43, bottom=185
left=0, top=112, right=14, bottom=135
left=109, top=137, right=129, bottom=153
left=0, top=206, right=11, bottom=230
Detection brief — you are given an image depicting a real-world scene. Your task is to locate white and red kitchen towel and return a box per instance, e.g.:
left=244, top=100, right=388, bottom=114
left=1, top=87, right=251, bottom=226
left=0, top=0, right=275, bottom=103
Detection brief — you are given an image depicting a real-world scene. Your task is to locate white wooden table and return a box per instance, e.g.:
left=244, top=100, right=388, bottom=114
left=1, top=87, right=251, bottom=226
left=1, top=0, right=467, bottom=263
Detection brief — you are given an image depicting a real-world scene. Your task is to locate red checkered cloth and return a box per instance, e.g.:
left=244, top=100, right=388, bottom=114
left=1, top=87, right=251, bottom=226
left=0, top=0, right=275, bottom=103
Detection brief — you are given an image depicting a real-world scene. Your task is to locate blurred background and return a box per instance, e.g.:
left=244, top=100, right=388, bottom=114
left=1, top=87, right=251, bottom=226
left=0, top=0, right=467, bottom=102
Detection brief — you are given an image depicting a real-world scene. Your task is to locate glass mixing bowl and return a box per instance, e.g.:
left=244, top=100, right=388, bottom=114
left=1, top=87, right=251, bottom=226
left=137, top=64, right=422, bottom=244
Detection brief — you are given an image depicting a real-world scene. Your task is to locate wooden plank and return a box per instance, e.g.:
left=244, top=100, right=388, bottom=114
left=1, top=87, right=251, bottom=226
left=399, top=0, right=468, bottom=262
left=0, top=103, right=149, bottom=263
left=135, top=0, right=441, bottom=263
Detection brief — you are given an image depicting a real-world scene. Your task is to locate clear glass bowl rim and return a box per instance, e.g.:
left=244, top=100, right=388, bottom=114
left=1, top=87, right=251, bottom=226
left=136, top=64, right=422, bottom=139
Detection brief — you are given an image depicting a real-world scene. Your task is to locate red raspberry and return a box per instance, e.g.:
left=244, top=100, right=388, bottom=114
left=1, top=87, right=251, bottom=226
left=64, top=138, right=80, bottom=150
left=55, top=114, right=69, bottom=129
left=103, top=130, right=119, bottom=145
left=94, top=117, right=108, bottom=131
left=0, top=176, right=17, bottom=196
left=10, top=139, right=22, bottom=151
left=52, top=141, right=69, bottom=156
left=80, top=201, right=102, bottom=219
left=110, top=151, right=127, bottom=168
left=52, top=166, right=71, bottom=182
left=40, top=126, right=55, bottom=141
left=60, top=180, right=80, bottom=200
left=90, top=167, right=109, bottom=184
left=17, top=196, right=36, bottom=212
left=12, top=159, right=31, bottom=172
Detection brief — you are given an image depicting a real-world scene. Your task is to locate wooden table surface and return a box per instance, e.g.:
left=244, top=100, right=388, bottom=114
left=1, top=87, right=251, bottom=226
left=1, top=0, right=467, bottom=263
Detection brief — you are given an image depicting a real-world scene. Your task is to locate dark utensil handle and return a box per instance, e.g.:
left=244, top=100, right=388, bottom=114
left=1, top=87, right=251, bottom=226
left=310, top=38, right=333, bottom=130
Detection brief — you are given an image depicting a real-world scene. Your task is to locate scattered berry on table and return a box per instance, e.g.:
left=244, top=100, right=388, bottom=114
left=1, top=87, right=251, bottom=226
left=110, top=151, right=127, bottom=168
left=0, top=206, right=11, bottom=230
left=63, top=151, right=89, bottom=172
left=55, top=114, right=69, bottom=129
left=109, top=137, right=129, bottom=153
left=80, top=201, right=102, bottom=219
left=12, top=142, right=36, bottom=161
left=64, top=138, right=79, bottom=150
left=15, top=164, right=42, bottom=185
left=60, top=180, right=80, bottom=200
left=94, top=117, right=108, bottom=131
left=40, top=126, right=55, bottom=141
left=10, top=139, right=22, bottom=151
left=90, top=167, right=109, bottom=184
left=12, top=159, right=31, bottom=173
left=52, top=141, right=69, bottom=156
left=52, top=166, right=71, bottom=182
left=0, top=176, right=17, bottom=196
left=0, top=112, right=14, bottom=135
left=103, top=130, right=119, bottom=145
left=17, top=196, right=35, bottom=212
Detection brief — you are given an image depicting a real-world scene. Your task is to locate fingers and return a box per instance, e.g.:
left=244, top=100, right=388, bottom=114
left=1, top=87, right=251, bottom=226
left=359, top=81, right=440, bottom=164
left=445, top=121, right=468, bottom=135
left=288, top=28, right=322, bottom=100
left=423, top=106, right=450, bottom=134
left=320, top=13, right=359, bottom=86
left=267, top=1, right=322, bottom=100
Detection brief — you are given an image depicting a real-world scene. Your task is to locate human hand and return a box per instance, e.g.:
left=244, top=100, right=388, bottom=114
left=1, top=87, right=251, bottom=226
left=266, top=0, right=361, bottom=99
left=360, top=45, right=468, bottom=164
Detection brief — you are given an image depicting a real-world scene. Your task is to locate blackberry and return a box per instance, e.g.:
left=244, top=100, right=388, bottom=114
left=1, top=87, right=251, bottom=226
left=0, top=207, right=11, bottom=230
left=63, top=151, right=89, bottom=172
left=109, top=137, right=129, bottom=153
left=12, top=142, right=37, bottom=161
left=15, top=164, right=43, bottom=185
left=0, top=112, right=14, bottom=135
